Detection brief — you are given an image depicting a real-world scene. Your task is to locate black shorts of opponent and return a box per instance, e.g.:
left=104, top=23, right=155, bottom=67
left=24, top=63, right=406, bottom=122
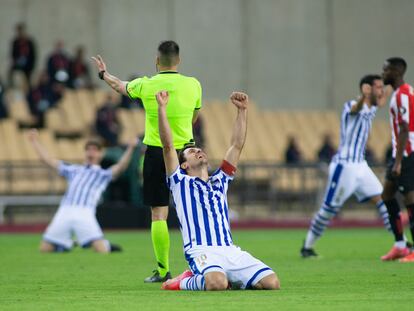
left=385, top=153, right=414, bottom=194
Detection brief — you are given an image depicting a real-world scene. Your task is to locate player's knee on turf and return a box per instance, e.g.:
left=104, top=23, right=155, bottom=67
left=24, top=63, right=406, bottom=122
left=40, top=240, right=69, bottom=253
left=204, top=272, right=228, bottom=291
left=254, top=273, right=280, bottom=290
left=39, top=241, right=55, bottom=252
left=91, top=239, right=110, bottom=253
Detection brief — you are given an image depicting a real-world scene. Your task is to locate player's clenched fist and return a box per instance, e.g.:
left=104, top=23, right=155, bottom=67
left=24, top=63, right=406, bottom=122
left=230, top=91, right=248, bottom=110
left=156, top=91, right=169, bottom=107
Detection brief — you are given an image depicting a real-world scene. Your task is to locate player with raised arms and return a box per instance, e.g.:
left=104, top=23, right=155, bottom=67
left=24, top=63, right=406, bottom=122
left=28, top=129, right=137, bottom=253
left=156, top=90, right=280, bottom=290
left=301, top=74, right=393, bottom=258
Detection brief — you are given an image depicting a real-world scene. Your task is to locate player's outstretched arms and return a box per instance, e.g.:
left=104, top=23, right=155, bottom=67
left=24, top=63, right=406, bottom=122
left=223, top=92, right=248, bottom=168
left=110, top=138, right=139, bottom=180
left=156, top=91, right=179, bottom=175
left=27, top=129, right=60, bottom=170
left=91, top=55, right=129, bottom=96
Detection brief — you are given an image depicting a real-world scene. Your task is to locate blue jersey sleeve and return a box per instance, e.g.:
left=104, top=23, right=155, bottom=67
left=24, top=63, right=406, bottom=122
left=99, top=168, right=113, bottom=184
left=167, top=166, right=187, bottom=190
left=57, top=161, right=79, bottom=180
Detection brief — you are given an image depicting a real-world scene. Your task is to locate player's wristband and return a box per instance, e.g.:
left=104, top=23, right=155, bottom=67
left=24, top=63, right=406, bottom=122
left=220, top=160, right=236, bottom=176
left=98, top=70, right=106, bottom=80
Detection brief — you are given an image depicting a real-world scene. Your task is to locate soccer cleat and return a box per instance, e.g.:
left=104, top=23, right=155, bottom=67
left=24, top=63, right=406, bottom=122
left=399, top=252, right=414, bottom=263
left=300, top=246, right=318, bottom=258
left=144, top=270, right=172, bottom=283
left=161, top=270, right=193, bottom=290
left=109, top=243, right=122, bottom=252
left=380, top=246, right=410, bottom=261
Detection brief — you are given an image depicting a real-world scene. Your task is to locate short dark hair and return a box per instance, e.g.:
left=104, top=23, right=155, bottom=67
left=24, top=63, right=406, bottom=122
left=386, top=57, right=407, bottom=74
left=84, top=139, right=102, bottom=150
left=16, top=22, right=26, bottom=31
left=158, top=41, right=180, bottom=67
left=359, top=74, right=382, bottom=90
left=178, top=142, right=196, bottom=165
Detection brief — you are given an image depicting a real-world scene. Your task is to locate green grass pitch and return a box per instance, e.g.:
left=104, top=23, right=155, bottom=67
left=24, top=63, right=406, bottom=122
left=1, top=228, right=413, bottom=311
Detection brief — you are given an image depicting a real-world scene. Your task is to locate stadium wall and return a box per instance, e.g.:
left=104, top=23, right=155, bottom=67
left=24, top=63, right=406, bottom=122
left=0, top=0, right=414, bottom=110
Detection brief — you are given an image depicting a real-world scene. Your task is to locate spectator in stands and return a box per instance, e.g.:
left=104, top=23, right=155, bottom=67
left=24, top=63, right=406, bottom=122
left=0, top=78, right=7, bottom=119
left=193, top=114, right=205, bottom=148
left=9, top=23, right=36, bottom=88
left=96, top=93, right=120, bottom=146
left=27, top=71, right=63, bottom=127
left=69, top=46, right=92, bottom=89
left=317, top=134, right=336, bottom=163
left=285, top=136, right=302, bottom=164
left=47, top=40, right=70, bottom=84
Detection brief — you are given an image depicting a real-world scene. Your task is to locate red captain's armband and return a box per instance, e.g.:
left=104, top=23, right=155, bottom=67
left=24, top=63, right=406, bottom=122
left=220, top=160, right=236, bottom=176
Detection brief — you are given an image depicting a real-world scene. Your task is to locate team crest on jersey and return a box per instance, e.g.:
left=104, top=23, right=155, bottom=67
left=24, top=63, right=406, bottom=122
left=399, top=106, right=407, bottom=115
left=195, top=254, right=208, bottom=267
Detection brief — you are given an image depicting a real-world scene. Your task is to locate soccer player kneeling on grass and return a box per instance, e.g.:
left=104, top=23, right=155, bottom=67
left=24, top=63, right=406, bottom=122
left=28, top=129, right=137, bottom=253
left=156, top=90, right=280, bottom=290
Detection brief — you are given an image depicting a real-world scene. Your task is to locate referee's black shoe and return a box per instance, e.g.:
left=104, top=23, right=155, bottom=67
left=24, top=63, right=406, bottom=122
left=144, top=270, right=172, bottom=283
left=300, top=246, right=318, bottom=258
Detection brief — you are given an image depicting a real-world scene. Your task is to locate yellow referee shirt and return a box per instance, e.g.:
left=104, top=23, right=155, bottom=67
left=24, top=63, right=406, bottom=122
left=126, top=71, right=202, bottom=149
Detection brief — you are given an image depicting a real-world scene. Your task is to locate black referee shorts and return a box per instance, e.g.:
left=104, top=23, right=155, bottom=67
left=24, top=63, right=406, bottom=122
left=385, top=153, right=414, bottom=194
left=143, top=146, right=172, bottom=207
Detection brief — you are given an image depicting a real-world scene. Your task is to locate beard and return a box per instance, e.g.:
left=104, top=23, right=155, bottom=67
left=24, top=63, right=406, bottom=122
left=383, top=77, right=394, bottom=85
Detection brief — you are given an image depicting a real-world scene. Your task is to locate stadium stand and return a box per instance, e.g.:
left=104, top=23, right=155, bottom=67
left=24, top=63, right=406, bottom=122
left=0, top=88, right=391, bottom=184
left=0, top=88, right=390, bottom=223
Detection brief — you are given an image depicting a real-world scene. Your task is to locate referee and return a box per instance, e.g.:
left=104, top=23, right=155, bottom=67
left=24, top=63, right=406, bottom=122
left=92, top=41, right=202, bottom=282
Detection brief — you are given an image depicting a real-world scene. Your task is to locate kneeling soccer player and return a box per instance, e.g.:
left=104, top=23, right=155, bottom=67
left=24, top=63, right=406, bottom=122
left=28, top=129, right=137, bottom=253
left=156, top=90, right=280, bottom=290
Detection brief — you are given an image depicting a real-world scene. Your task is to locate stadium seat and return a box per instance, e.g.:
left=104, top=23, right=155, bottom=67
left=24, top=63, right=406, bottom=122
left=5, top=90, right=36, bottom=126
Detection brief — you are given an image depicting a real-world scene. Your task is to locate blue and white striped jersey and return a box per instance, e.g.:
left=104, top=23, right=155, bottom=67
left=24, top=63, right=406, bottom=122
left=58, top=162, right=112, bottom=212
left=167, top=166, right=234, bottom=251
left=334, top=100, right=377, bottom=163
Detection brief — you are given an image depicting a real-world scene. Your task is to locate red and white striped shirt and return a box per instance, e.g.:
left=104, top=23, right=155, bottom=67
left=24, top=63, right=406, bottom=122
left=389, top=83, right=414, bottom=158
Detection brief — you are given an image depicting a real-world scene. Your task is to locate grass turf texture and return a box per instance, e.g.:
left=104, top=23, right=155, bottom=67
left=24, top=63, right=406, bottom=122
left=0, top=229, right=413, bottom=311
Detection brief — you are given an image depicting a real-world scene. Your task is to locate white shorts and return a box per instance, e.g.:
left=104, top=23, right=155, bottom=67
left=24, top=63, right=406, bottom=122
left=324, top=161, right=383, bottom=207
left=43, top=206, right=104, bottom=250
left=185, top=245, right=274, bottom=289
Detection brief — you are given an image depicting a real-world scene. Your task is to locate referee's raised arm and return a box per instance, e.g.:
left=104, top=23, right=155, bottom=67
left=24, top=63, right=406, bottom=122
left=91, top=55, right=129, bottom=97
left=92, top=40, right=203, bottom=283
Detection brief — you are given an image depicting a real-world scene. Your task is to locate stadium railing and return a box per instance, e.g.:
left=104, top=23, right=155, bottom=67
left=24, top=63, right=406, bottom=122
left=0, top=160, right=387, bottom=224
